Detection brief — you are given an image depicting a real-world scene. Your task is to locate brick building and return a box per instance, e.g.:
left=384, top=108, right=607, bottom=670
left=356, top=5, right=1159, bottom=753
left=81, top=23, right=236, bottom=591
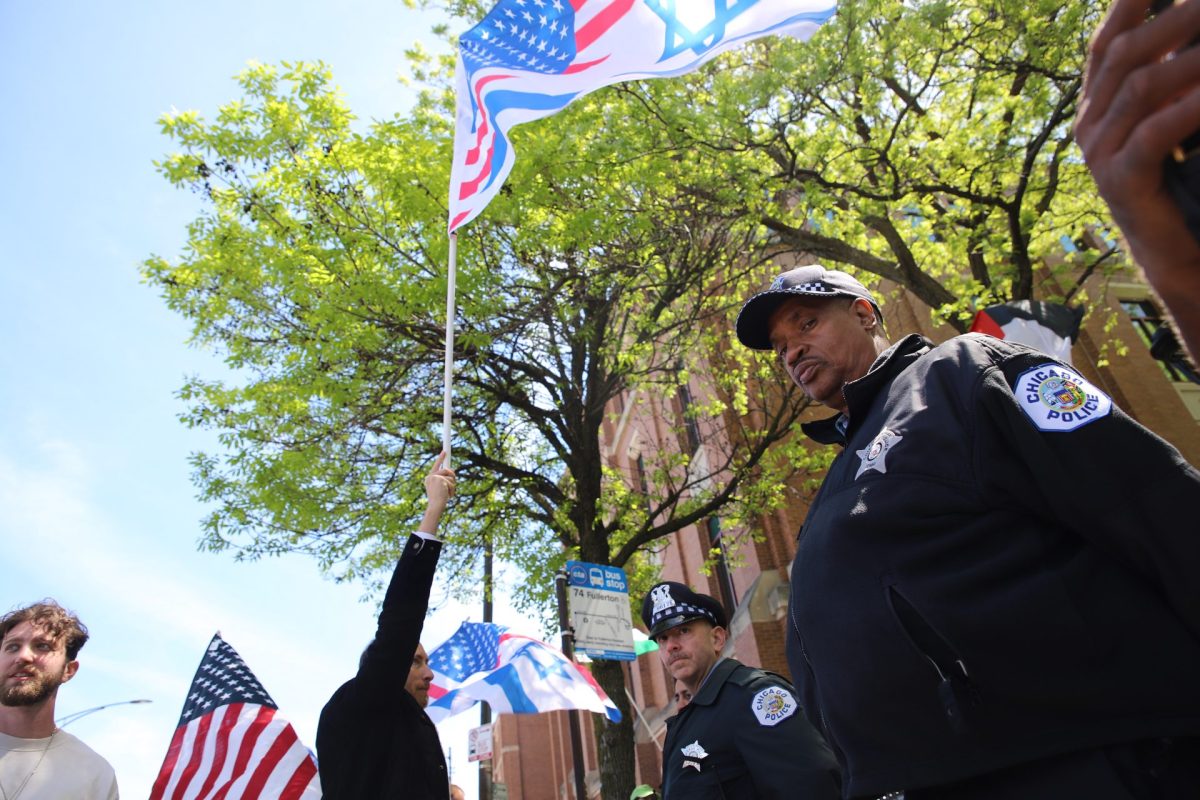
left=483, top=267, right=1200, bottom=799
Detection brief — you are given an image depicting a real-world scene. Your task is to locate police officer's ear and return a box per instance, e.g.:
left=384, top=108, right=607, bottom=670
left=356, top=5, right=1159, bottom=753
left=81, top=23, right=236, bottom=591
left=850, top=298, right=878, bottom=332
left=712, top=624, right=729, bottom=652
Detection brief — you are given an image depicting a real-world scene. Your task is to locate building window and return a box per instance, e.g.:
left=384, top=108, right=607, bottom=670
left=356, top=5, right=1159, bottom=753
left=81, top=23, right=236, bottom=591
left=708, top=517, right=737, bottom=616
left=1120, top=299, right=1200, bottom=385
left=1114, top=287, right=1200, bottom=424
left=676, top=380, right=702, bottom=456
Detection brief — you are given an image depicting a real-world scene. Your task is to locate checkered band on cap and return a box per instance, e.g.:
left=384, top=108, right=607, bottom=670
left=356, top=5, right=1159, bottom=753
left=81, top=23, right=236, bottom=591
left=641, top=581, right=727, bottom=638
left=736, top=264, right=884, bottom=351
left=784, top=280, right=839, bottom=294
left=649, top=601, right=717, bottom=631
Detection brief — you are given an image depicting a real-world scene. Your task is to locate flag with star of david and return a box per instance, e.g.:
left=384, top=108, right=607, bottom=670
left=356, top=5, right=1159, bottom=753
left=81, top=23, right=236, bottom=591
left=425, top=621, right=622, bottom=723
left=149, top=633, right=321, bottom=800
left=448, top=0, right=837, bottom=231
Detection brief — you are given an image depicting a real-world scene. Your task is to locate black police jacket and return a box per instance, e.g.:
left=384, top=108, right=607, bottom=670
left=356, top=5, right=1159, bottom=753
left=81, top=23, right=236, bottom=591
left=317, top=534, right=448, bottom=800
left=787, top=333, right=1200, bottom=797
left=661, top=658, right=840, bottom=799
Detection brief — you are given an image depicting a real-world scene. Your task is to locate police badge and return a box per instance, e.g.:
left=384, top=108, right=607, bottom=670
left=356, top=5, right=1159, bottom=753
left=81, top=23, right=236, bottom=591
left=855, top=427, right=903, bottom=479
left=650, top=584, right=675, bottom=615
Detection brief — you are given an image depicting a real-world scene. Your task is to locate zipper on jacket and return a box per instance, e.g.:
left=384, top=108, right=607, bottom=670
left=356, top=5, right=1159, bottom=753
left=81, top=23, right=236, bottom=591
left=885, top=584, right=978, bottom=734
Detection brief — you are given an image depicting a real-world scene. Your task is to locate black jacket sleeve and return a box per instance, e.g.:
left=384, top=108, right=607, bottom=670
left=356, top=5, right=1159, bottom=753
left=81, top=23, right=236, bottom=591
left=355, top=533, right=443, bottom=699
left=734, top=679, right=841, bottom=799
left=977, top=349, right=1200, bottom=639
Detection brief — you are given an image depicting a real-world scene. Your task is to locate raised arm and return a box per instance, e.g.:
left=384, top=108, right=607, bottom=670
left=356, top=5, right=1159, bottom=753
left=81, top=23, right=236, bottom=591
left=358, top=453, right=456, bottom=695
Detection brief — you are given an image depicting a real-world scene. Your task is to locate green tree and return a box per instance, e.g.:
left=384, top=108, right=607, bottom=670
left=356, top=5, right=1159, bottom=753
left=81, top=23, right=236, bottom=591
left=147, top=0, right=1121, bottom=793
left=612, top=0, right=1118, bottom=328
left=145, top=60, right=821, bottom=799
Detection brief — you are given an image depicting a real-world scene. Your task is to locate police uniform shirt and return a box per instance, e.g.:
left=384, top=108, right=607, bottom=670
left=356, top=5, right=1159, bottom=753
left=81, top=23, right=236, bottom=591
left=661, top=658, right=840, bottom=800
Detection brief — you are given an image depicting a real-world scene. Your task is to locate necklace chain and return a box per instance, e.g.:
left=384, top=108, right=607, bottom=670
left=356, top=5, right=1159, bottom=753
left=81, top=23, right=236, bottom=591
left=0, top=729, right=57, bottom=800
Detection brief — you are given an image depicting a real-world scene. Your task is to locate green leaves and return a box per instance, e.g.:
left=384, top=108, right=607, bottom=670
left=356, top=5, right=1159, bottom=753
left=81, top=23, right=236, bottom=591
left=147, top=0, right=1127, bottom=623
left=145, top=46, right=821, bottom=628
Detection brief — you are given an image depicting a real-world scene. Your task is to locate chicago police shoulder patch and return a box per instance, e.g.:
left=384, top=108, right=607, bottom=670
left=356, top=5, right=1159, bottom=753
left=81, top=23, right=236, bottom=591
left=751, top=686, right=797, bottom=727
left=1015, top=363, right=1111, bottom=432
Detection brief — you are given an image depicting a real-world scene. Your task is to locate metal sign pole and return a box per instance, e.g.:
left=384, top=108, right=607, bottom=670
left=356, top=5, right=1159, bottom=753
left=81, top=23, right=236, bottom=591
left=555, top=570, right=589, bottom=800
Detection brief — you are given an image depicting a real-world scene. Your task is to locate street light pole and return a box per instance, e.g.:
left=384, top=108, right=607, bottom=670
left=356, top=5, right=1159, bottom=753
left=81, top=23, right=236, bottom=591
left=56, top=698, right=152, bottom=728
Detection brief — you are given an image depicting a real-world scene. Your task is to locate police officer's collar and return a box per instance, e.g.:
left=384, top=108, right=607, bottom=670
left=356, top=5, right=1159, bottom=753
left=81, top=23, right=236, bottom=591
left=688, top=658, right=741, bottom=707
left=802, top=334, right=931, bottom=445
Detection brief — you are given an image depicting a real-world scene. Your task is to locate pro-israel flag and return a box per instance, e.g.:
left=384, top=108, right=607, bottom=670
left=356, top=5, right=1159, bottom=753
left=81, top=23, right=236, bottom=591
left=448, top=0, right=837, bottom=230
left=425, top=621, right=622, bottom=723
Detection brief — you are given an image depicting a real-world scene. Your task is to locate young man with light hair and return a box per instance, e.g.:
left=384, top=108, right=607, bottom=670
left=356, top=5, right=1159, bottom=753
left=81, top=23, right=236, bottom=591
left=0, top=600, right=118, bottom=799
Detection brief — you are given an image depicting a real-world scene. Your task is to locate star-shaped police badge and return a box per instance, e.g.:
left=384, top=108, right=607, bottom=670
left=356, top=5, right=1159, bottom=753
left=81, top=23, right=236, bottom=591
left=855, top=427, right=903, bottom=479
left=680, top=740, right=708, bottom=773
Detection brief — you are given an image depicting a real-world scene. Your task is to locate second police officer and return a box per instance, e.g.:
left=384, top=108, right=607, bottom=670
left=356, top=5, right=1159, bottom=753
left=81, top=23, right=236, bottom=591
left=641, top=581, right=841, bottom=799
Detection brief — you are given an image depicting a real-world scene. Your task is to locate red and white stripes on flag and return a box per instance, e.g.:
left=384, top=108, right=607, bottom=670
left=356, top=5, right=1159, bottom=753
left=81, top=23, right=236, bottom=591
left=448, top=0, right=837, bottom=231
left=149, top=634, right=321, bottom=800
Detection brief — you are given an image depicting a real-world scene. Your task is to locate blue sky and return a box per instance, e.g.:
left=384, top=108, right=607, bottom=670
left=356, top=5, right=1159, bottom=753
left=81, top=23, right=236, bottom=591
left=0, top=2, right=534, bottom=796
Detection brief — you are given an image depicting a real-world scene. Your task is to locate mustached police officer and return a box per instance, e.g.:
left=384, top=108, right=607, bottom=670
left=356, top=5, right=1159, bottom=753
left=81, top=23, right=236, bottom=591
left=641, top=581, right=840, bottom=799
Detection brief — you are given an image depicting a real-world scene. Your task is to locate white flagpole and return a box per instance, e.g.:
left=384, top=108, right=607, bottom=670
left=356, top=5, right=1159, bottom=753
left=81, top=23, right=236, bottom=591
left=624, top=688, right=665, bottom=750
left=442, top=231, right=458, bottom=465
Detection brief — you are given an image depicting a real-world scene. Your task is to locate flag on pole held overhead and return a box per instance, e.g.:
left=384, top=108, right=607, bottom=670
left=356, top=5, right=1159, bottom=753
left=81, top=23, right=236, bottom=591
left=149, top=633, right=321, bottom=800
left=448, top=0, right=837, bottom=230
left=425, top=621, right=622, bottom=723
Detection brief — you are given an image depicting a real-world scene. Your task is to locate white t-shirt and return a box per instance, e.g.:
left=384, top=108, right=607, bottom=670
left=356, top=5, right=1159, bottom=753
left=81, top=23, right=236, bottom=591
left=0, top=729, right=118, bottom=799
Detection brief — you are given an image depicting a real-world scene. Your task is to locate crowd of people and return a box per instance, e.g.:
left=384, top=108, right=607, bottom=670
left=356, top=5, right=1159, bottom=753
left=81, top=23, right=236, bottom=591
left=6, top=0, right=1200, bottom=797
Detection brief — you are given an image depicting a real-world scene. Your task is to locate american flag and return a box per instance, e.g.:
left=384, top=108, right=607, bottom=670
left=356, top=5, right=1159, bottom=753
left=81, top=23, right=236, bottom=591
left=448, top=0, right=838, bottom=230
left=425, top=621, right=622, bottom=723
left=149, top=634, right=321, bottom=800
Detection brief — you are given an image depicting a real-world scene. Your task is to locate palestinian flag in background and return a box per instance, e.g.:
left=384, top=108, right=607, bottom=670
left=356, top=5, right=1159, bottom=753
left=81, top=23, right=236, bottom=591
left=970, top=300, right=1084, bottom=364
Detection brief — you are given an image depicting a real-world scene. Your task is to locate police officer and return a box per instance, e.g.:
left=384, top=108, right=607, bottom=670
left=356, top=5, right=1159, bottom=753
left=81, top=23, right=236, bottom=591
left=641, top=581, right=840, bottom=800
left=736, top=264, right=1200, bottom=798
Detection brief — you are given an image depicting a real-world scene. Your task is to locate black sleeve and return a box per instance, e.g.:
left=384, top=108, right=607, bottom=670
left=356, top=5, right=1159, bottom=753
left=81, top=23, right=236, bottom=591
left=355, top=534, right=443, bottom=698
left=976, top=352, right=1200, bottom=637
left=735, top=682, right=841, bottom=799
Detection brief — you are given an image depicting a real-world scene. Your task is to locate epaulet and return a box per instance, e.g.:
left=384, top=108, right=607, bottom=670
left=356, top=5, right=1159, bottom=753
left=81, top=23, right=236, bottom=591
left=727, top=664, right=795, bottom=691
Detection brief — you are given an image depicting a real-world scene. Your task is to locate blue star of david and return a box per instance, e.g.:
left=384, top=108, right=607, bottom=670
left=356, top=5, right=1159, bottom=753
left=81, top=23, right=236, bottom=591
left=524, top=644, right=578, bottom=682
left=645, top=0, right=761, bottom=59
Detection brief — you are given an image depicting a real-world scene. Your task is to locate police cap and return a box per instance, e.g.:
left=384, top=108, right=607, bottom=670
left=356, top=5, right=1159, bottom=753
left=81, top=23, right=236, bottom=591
left=640, top=581, right=727, bottom=640
left=735, top=263, right=884, bottom=351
